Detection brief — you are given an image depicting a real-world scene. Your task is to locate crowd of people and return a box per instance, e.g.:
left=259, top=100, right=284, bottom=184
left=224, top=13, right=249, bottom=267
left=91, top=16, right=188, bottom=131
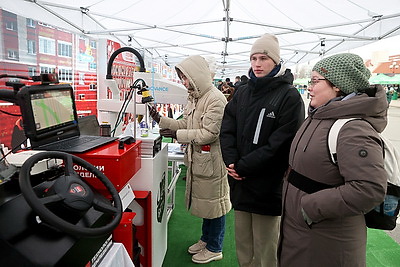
left=149, top=33, right=389, bottom=267
left=216, top=75, right=249, bottom=101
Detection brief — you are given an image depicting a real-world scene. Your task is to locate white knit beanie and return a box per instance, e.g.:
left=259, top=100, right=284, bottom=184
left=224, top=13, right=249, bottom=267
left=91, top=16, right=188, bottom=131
left=250, top=34, right=280, bottom=64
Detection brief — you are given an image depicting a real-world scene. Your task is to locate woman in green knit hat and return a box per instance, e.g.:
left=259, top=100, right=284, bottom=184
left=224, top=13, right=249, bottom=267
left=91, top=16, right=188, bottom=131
left=279, top=53, right=388, bottom=267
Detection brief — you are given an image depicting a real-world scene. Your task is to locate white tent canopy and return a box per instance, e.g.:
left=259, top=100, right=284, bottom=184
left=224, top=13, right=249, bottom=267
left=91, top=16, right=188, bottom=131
left=2, top=0, right=400, bottom=77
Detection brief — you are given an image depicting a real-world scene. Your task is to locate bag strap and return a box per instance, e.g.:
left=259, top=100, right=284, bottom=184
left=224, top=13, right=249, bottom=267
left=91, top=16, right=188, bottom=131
left=380, top=134, right=400, bottom=187
left=328, top=118, right=359, bottom=164
left=288, top=169, right=339, bottom=194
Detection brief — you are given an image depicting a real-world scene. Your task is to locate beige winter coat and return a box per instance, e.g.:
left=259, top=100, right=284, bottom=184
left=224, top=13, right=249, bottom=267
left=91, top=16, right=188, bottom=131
left=159, top=55, right=231, bottom=219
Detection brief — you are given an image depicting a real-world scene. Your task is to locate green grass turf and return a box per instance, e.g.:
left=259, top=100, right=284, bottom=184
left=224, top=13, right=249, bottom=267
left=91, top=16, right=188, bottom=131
left=366, top=228, right=400, bottom=266
left=163, top=165, right=238, bottom=267
left=162, top=165, right=400, bottom=266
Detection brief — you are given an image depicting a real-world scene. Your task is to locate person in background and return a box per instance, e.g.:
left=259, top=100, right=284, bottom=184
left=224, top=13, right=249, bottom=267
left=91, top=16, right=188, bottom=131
left=225, top=77, right=234, bottom=87
left=386, top=85, right=394, bottom=104
left=149, top=55, right=231, bottom=264
left=221, top=83, right=235, bottom=101
left=215, top=80, right=223, bottom=90
left=234, top=76, right=241, bottom=88
left=234, top=75, right=249, bottom=92
left=278, top=53, right=387, bottom=267
left=220, top=33, right=305, bottom=267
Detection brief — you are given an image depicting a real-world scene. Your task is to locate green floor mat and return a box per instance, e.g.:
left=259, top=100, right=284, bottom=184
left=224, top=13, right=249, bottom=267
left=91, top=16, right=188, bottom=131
left=367, top=228, right=400, bottom=267
left=163, top=165, right=238, bottom=267
left=163, top=164, right=400, bottom=266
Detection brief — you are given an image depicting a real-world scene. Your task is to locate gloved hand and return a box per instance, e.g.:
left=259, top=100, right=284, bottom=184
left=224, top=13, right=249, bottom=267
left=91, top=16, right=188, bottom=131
left=148, top=104, right=161, bottom=123
left=159, top=128, right=177, bottom=139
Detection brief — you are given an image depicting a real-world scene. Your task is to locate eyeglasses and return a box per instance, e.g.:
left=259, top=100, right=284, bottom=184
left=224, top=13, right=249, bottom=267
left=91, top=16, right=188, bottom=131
left=309, top=78, right=327, bottom=86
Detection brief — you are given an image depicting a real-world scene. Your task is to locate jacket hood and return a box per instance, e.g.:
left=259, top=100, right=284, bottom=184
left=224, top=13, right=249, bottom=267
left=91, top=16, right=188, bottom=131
left=175, top=55, right=214, bottom=99
left=311, top=85, right=388, bottom=132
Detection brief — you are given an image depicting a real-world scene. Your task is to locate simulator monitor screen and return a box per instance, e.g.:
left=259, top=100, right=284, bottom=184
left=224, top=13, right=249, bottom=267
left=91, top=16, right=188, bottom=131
left=31, top=89, right=75, bottom=131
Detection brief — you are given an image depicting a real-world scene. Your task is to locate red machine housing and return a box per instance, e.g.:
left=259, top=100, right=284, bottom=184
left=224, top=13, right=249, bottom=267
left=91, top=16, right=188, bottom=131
left=73, top=140, right=141, bottom=196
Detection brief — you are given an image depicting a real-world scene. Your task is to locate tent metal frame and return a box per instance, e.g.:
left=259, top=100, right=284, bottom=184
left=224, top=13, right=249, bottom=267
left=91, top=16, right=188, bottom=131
left=5, top=0, right=400, bottom=76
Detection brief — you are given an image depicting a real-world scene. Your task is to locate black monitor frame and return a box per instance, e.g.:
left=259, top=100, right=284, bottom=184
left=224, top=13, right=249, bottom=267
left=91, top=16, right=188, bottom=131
left=17, top=84, right=80, bottom=145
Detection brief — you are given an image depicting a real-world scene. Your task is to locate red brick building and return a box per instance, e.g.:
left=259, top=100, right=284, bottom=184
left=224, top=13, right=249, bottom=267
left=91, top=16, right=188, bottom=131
left=0, top=9, right=98, bottom=149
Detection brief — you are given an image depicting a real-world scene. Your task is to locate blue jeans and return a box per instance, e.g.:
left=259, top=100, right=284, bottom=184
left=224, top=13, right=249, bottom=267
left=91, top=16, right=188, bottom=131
left=200, top=215, right=226, bottom=253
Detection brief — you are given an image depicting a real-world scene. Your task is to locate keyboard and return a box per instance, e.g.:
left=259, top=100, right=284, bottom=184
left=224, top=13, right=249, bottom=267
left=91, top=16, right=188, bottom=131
left=36, top=135, right=117, bottom=153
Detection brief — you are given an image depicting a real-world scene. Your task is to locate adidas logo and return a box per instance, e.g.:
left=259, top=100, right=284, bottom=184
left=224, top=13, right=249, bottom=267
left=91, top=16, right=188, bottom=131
left=266, top=111, right=276, bottom=119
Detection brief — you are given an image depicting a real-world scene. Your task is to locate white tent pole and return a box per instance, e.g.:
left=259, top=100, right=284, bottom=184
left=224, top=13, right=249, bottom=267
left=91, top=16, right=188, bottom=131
left=33, top=1, right=127, bottom=44
left=323, top=17, right=385, bottom=55
left=38, top=0, right=157, bottom=29
left=222, top=0, right=232, bottom=69
left=150, top=40, right=222, bottom=48
left=381, top=24, right=400, bottom=38
left=163, top=20, right=222, bottom=28
left=83, top=11, right=126, bottom=45
left=234, top=19, right=375, bottom=40
left=90, top=26, right=222, bottom=41
left=6, top=0, right=399, bottom=72
left=32, top=1, right=85, bottom=33
left=114, top=35, right=221, bottom=55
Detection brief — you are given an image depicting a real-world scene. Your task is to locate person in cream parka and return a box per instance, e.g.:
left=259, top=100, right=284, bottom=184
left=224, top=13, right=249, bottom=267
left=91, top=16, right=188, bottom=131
left=149, top=55, right=231, bottom=264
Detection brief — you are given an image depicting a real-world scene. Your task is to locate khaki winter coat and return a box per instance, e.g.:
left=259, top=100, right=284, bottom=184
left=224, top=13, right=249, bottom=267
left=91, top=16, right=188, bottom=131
left=279, top=86, right=388, bottom=267
left=159, top=55, right=231, bottom=219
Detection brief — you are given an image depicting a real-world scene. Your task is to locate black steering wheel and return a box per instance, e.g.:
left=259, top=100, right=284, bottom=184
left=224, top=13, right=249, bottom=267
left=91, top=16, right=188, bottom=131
left=19, top=151, right=122, bottom=237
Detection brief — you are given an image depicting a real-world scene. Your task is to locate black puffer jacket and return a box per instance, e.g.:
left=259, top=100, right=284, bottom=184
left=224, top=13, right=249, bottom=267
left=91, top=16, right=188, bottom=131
left=220, top=67, right=305, bottom=215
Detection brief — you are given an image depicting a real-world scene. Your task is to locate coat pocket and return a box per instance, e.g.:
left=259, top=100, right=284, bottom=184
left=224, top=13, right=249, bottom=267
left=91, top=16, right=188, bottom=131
left=192, top=151, right=214, bottom=178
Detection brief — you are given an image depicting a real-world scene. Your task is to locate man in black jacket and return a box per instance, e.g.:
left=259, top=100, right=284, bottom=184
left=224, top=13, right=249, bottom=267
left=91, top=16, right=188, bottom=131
left=220, top=33, right=305, bottom=267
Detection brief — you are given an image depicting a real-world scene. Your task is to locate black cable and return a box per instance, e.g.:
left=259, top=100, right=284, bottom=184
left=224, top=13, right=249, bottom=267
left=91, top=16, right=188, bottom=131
left=111, top=85, right=134, bottom=136
left=105, top=47, right=146, bottom=136
left=111, top=78, right=147, bottom=136
left=0, top=110, right=21, bottom=116
left=114, top=82, right=137, bottom=134
left=110, top=83, right=132, bottom=135
left=0, top=137, right=29, bottom=162
left=106, top=47, right=146, bottom=79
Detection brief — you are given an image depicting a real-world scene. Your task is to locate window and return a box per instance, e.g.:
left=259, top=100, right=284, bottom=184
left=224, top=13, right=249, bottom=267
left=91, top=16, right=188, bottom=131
left=39, top=37, right=56, bottom=55
left=27, top=40, right=36, bottom=55
left=26, top=18, right=35, bottom=28
left=58, top=42, right=72, bottom=57
left=40, top=66, right=55, bottom=74
left=90, top=40, right=97, bottom=49
left=6, top=21, right=17, bottom=31
left=58, top=68, right=73, bottom=82
left=79, top=73, right=85, bottom=85
left=28, top=67, right=36, bottom=76
left=7, top=50, right=18, bottom=60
